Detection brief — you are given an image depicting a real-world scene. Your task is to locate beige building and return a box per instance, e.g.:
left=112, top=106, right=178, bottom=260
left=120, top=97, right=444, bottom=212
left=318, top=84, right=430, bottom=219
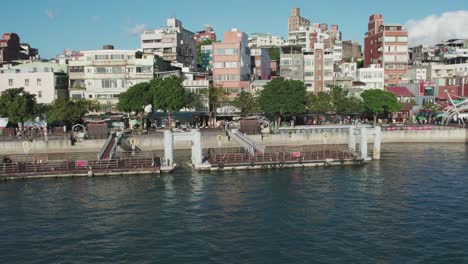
left=288, top=8, right=310, bottom=33
left=67, top=46, right=155, bottom=111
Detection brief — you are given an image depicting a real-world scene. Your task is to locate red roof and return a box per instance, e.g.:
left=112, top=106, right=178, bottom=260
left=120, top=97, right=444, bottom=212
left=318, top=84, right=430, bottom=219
left=386, top=86, right=414, bottom=97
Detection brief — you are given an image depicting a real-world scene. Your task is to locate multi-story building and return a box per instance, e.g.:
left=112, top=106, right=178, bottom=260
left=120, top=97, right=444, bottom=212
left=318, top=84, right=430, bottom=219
left=288, top=8, right=310, bottom=33
left=212, top=29, right=251, bottom=94
left=67, top=46, right=155, bottom=111
left=409, top=45, right=440, bottom=65
left=141, top=18, right=196, bottom=69
left=356, top=64, right=385, bottom=90
left=194, top=25, right=216, bottom=44
left=342, top=40, right=362, bottom=61
left=280, top=45, right=304, bottom=82
left=0, top=62, right=68, bottom=104
left=335, top=62, right=357, bottom=80
left=364, top=14, right=408, bottom=85
left=333, top=40, right=342, bottom=62
left=200, top=44, right=213, bottom=72
left=0, top=33, right=38, bottom=63
left=250, top=48, right=271, bottom=80
left=248, top=33, right=285, bottom=48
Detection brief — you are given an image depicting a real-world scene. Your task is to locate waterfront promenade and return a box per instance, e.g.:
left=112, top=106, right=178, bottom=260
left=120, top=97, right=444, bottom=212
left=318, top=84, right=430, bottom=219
left=0, top=125, right=466, bottom=155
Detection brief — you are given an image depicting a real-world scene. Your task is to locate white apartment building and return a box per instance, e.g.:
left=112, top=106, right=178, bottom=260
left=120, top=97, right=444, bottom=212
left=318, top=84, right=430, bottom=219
left=333, top=40, right=342, bottom=62
left=356, top=64, right=384, bottom=90
left=0, top=62, right=68, bottom=104
left=141, top=18, right=196, bottom=69
left=406, top=66, right=427, bottom=81
left=335, top=62, right=357, bottom=80
left=425, top=63, right=468, bottom=80
left=248, top=33, right=285, bottom=48
left=67, top=47, right=154, bottom=111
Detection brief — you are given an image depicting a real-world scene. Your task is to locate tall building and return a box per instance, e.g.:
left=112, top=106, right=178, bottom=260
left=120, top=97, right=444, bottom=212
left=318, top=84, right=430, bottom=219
left=364, top=14, right=408, bottom=85
left=342, top=40, right=362, bottom=61
left=248, top=33, right=285, bottom=48
left=194, top=25, right=216, bottom=44
left=141, top=18, right=196, bottom=69
left=280, top=45, right=304, bottom=82
left=212, top=29, right=251, bottom=94
left=288, top=8, right=310, bottom=33
left=200, top=44, right=213, bottom=72
left=67, top=46, right=155, bottom=112
left=250, top=48, right=271, bottom=80
left=356, top=64, right=385, bottom=90
left=0, top=62, right=68, bottom=104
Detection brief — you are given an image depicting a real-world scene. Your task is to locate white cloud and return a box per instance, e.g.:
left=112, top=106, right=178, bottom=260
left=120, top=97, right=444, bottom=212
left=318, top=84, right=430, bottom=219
left=127, top=24, right=146, bottom=36
left=45, top=9, right=57, bottom=20
left=405, top=10, right=468, bottom=47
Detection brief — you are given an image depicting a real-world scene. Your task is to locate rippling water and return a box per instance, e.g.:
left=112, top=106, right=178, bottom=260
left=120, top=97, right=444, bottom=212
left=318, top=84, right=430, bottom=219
left=1, top=144, right=467, bottom=263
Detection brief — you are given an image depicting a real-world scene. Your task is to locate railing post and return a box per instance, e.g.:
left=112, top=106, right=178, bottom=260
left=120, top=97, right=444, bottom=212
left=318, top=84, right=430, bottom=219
left=359, top=127, right=368, bottom=160
left=373, top=126, right=382, bottom=160
left=164, top=130, right=174, bottom=167
left=348, top=126, right=356, bottom=151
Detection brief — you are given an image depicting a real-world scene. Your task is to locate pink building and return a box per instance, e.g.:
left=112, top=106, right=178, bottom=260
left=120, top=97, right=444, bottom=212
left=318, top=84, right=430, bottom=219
left=194, top=25, right=216, bottom=44
left=212, top=29, right=251, bottom=95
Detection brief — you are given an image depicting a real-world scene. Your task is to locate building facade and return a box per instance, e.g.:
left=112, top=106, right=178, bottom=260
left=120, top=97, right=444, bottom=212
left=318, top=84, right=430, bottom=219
left=194, top=25, right=216, bottom=44
left=356, top=64, right=385, bottom=90
left=212, top=29, right=251, bottom=94
left=280, top=45, right=304, bottom=82
left=67, top=47, right=155, bottom=111
left=200, top=44, right=213, bottom=72
left=250, top=48, right=271, bottom=80
left=342, top=40, right=362, bottom=61
left=364, top=14, right=408, bottom=85
left=0, top=62, right=68, bottom=104
left=0, top=33, right=38, bottom=63
left=141, top=18, right=196, bottom=69
left=248, top=33, right=285, bottom=48
left=288, top=8, right=310, bottom=33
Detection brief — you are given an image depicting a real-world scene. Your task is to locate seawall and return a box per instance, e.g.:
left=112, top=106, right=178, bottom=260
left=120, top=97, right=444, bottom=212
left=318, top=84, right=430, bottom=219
left=0, top=128, right=466, bottom=155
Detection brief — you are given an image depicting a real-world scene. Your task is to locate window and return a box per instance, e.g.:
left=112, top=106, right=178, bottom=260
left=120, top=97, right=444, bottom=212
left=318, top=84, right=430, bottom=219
left=96, top=67, right=107, bottom=73
left=37, top=79, right=42, bottom=86
left=8, top=79, right=13, bottom=86
left=38, top=91, right=42, bottom=98
left=25, top=79, right=29, bottom=86
left=94, top=54, right=109, bottom=60
left=102, top=80, right=118, bottom=88
left=304, top=59, right=312, bottom=66
left=214, top=48, right=238, bottom=55
left=397, top=36, right=408, bottom=42
left=304, top=71, right=313, bottom=77
left=225, top=62, right=238, bottom=68
left=69, top=66, right=84, bottom=73
left=110, top=54, right=125, bottom=60
left=89, top=94, right=93, bottom=98
left=136, top=66, right=152, bottom=73
left=384, top=36, right=395, bottom=42
left=396, top=45, right=408, bottom=52
left=280, top=59, right=291, bottom=66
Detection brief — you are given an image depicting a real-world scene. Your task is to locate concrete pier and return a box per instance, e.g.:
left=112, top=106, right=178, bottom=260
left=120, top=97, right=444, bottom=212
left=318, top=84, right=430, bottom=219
left=360, top=127, right=368, bottom=159
left=348, top=126, right=356, bottom=151
left=163, top=130, right=174, bottom=166
left=373, top=126, right=382, bottom=160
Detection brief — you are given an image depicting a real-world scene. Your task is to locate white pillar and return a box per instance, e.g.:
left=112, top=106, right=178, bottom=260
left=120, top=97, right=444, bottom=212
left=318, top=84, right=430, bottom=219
left=373, top=126, right=382, bottom=160
left=360, top=127, right=368, bottom=159
left=191, top=129, right=202, bottom=167
left=164, top=130, right=174, bottom=166
left=348, top=126, right=356, bottom=151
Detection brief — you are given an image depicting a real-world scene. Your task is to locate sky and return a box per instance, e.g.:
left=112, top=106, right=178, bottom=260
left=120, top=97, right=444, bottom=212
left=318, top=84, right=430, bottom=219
left=1, top=0, right=467, bottom=59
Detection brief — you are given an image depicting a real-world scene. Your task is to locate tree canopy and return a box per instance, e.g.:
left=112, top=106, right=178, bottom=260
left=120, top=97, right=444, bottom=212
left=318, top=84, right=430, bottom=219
left=361, top=89, right=401, bottom=123
left=152, top=76, right=188, bottom=128
left=117, top=82, right=152, bottom=114
left=46, top=99, right=100, bottom=124
left=307, top=92, right=333, bottom=114
left=0, top=88, right=37, bottom=125
left=268, top=47, right=280, bottom=61
left=232, top=91, right=257, bottom=116
left=258, top=78, right=306, bottom=125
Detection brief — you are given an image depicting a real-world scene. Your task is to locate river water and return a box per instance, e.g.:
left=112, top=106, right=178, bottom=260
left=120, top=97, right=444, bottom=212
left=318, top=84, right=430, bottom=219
left=0, top=144, right=467, bottom=263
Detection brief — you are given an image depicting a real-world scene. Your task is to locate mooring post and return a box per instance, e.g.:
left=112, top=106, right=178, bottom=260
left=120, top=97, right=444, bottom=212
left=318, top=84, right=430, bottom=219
left=359, top=127, right=368, bottom=159
left=373, top=126, right=381, bottom=160
left=191, top=129, right=202, bottom=167
left=164, top=130, right=174, bottom=166
left=348, top=126, right=356, bottom=151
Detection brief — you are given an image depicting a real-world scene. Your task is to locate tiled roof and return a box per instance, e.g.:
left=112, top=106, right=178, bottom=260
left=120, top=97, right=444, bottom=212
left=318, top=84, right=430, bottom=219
left=386, top=86, right=414, bottom=97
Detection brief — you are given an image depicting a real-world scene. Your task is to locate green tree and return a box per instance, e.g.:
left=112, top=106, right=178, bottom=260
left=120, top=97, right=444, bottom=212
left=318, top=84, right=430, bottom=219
left=258, top=78, right=307, bottom=126
left=185, top=91, right=206, bottom=111
left=361, top=89, right=401, bottom=124
left=307, top=92, right=333, bottom=113
left=356, top=60, right=364, bottom=69
left=0, top=88, right=37, bottom=127
left=201, top=86, right=230, bottom=127
left=197, top=39, right=213, bottom=66
left=117, top=82, right=152, bottom=114
left=421, top=102, right=443, bottom=121
left=268, top=47, right=280, bottom=61
left=46, top=99, right=100, bottom=125
left=341, top=96, right=364, bottom=114
left=151, top=76, right=188, bottom=129
left=232, top=91, right=257, bottom=116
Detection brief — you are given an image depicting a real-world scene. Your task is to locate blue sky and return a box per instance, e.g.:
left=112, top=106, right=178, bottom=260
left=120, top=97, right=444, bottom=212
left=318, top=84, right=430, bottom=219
left=1, top=0, right=467, bottom=58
